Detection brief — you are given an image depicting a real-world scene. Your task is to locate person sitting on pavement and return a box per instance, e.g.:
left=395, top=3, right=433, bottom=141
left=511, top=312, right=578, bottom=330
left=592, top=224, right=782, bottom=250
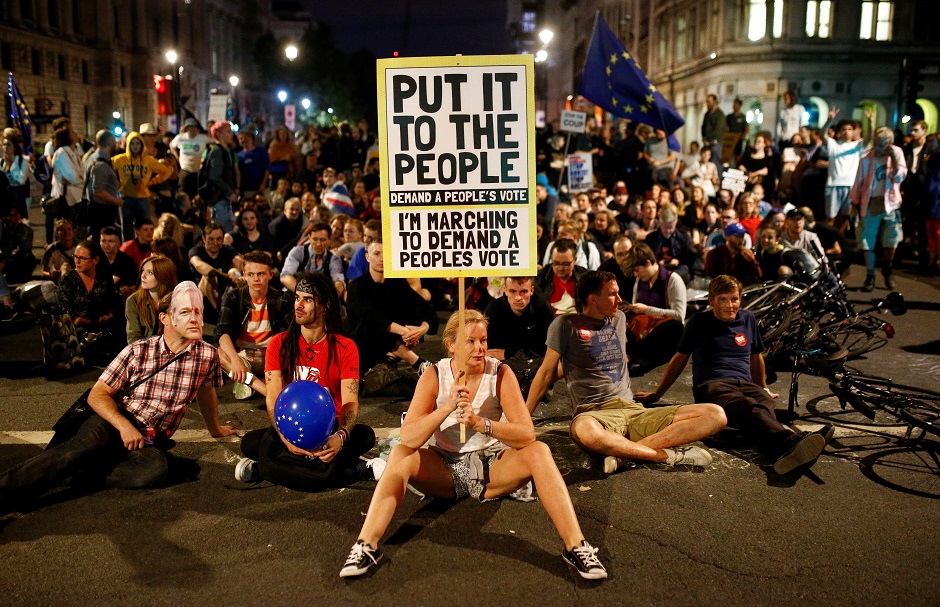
left=483, top=276, right=555, bottom=362
left=643, top=203, right=696, bottom=284
left=541, top=219, right=602, bottom=271
left=280, top=222, right=346, bottom=297
left=188, top=222, right=245, bottom=322
left=637, top=275, right=830, bottom=475
left=525, top=271, right=726, bottom=474
left=346, top=239, right=438, bottom=376
left=119, top=218, right=155, bottom=270
left=234, top=273, right=376, bottom=490
left=98, top=226, right=138, bottom=298
left=535, top=238, right=587, bottom=316
left=781, top=208, right=827, bottom=263
left=0, top=282, right=238, bottom=513
left=597, top=233, right=636, bottom=295
left=622, top=242, right=688, bottom=373
left=215, top=251, right=291, bottom=400
left=704, top=222, right=762, bottom=286
left=225, top=207, right=275, bottom=257
left=41, top=218, right=76, bottom=282
left=0, top=206, right=37, bottom=283
left=801, top=206, right=851, bottom=275
left=125, top=254, right=177, bottom=343
left=56, top=239, right=121, bottom=337
left=705, top=208, right=753, bottom=252
left=344, top=219, right=380, bottom=282
left=340, top=310, right=608, bottom=581
left=268, top=196, right=305, bottom=267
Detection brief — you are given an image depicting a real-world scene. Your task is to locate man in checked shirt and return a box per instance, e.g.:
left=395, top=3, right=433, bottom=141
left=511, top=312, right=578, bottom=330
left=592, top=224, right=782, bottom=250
left=0, top=282, right=238, bottom=511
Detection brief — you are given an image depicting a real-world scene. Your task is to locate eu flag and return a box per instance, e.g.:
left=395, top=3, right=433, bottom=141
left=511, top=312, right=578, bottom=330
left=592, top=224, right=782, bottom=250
left=579, top=12, right=684, bottom=150
left=7, top=73, right=34, bottom=154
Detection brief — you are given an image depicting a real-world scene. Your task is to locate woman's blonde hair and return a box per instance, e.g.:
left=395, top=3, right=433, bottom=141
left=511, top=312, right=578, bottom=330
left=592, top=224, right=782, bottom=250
left=442, top=309, right=488, bottom=352
left=154, top=213, right=185, bottom=248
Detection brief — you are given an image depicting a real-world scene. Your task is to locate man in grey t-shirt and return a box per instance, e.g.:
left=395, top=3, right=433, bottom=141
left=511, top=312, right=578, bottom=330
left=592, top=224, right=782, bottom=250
left=525, top=271, right=726, bottom=473
left=643, top=129, right=677, bottom=188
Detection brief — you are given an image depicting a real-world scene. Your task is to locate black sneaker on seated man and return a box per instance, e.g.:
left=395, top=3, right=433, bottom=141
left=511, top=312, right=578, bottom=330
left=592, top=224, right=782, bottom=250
left=339, top=540, right=384, bottom=578
left=773, top=432, right=826, bottom=475
left=562, top=540, right=608, bottom=580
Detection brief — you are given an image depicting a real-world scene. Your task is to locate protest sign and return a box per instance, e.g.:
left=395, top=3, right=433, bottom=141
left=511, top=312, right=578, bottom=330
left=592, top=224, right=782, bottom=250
left=376, top=54, right=536, bottom=278
left=559, top=110, right=586, bottom=133
left=567, top=152, right=593, bottom=193
left=721, top=167, right=748, bottom=197
left=208, top=94, right=228, bottom=123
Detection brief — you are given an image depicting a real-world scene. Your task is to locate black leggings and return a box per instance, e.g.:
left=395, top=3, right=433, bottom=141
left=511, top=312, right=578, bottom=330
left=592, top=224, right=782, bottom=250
left=240, top=424, right=375, bottom=492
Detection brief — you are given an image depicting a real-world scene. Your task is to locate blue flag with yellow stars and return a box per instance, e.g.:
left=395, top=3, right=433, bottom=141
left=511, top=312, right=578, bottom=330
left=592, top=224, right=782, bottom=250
left=579, top=12, right=684, bottom=151
left=7, top=73, right=34, bottom=154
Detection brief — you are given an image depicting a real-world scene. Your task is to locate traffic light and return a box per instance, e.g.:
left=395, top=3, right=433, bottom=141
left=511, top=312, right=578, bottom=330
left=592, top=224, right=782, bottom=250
left=905, top=59, right=924, bottom=115
left=154, top=74, right=174, bottom=116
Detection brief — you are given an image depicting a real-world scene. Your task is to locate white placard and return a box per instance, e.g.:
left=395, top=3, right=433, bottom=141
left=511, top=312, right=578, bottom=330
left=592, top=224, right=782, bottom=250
left=284, top=104, right=296, bottom=132
left=559, top=110, right=587, bottom=133
left=377, top=55, right=536, bottom=278
left=567, top=152, right=594, bottom=193
left=721, top=167, right=748, bottom=196
left=208, top=93, right=228, bottom=123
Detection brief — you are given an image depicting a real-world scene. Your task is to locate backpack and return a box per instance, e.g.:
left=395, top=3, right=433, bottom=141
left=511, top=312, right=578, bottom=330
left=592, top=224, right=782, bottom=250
left=196, top=143, right=219, bottom=202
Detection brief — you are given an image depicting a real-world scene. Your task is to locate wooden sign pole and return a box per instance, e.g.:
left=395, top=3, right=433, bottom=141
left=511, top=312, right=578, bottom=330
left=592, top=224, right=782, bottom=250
left=457, top=275, right=467, bottom=443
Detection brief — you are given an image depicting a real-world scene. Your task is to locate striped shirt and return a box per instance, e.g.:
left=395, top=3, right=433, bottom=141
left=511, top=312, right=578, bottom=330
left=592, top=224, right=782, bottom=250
left=236, top=298, right=273, bottom=349
left=99, top=336, right=224, bottom=435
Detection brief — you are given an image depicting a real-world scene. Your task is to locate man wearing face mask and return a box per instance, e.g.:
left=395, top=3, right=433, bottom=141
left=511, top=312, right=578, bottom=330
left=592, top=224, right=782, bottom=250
left=0, top=282, right=238, bottom=513
left=848, top=127, right=908, bottom=291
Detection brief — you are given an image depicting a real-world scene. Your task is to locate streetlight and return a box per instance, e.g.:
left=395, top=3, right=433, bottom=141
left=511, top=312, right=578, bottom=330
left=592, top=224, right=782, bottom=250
left=285, top=45, right=298, bottom=61
left=539, top=29, right=554, bottom=45
left=535, top=50, right=548, bottom=63
left=165, top=49, right=183, bottom=131
left=301, top=98, right=311, bottom=110
left=277, top=90, right=288, bottom=103
left=112, top=111, right=121, bottom=119
left=228, top=75, right=239, bottom=88
left=228, top=75, right=240, bottom=124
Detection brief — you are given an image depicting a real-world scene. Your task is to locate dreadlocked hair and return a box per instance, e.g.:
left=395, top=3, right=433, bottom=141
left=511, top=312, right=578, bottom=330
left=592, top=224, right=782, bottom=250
left=279, top=272, right=345, bottom=383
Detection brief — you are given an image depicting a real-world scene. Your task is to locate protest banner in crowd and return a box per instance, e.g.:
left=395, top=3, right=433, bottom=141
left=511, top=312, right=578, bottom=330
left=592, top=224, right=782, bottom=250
left=376, top=54, right=536, bottom=278
left=567, top=152, right=594, bottom=193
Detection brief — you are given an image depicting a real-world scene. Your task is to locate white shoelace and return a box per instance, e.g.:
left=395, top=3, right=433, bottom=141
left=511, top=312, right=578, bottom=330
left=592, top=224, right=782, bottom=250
left=572, top=543, right=602, bottom=569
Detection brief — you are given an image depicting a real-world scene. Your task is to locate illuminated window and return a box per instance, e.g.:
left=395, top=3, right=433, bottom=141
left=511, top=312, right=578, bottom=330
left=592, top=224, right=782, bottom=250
left=747, top=0, right=766, bottom=41
left=521, top=11, right=537, bottom=34
left=677, top=17, right=688, bottom=61
left=772, top=0, right=784, bottom=38
left=860, top=1, right=893, bottom=41
left=806, top=1, right=832, bottom=38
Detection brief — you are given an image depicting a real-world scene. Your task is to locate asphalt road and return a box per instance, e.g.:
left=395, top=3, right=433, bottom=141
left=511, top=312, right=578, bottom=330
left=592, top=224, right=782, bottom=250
left=0, top=258, right=938, bottom=606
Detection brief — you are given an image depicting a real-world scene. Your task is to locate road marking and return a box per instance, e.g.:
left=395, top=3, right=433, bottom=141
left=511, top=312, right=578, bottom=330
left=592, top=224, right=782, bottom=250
left=0, top=421, right=916, bottom=446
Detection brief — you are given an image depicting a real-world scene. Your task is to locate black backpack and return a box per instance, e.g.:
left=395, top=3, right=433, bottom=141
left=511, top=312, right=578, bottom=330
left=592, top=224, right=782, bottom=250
left=196, top=143, right=219, bottom=202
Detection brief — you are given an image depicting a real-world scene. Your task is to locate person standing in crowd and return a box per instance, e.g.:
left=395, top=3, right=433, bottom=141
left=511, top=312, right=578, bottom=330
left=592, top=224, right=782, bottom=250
left=236, top=131, right=271, bottom=198
left=84, top=130, right=123, bottom=239
left=776, top=91, right=805, bottom=150
left=643, top=129, right=678, bottom=188
left=849, top=126, right=908, bottom=291
left=701, top=94, right=726, bottom=166
left=0, top=283, right=238, bottom=513
left=902, top=120, right=929, bottom=269
left=340, top=309, right=608, bottom=580
left=738, top=134, right=777, bottom=202
left=203, top=121, right=239, bottom=234
left=820, top=107, right=874, bottom=232
left=171, top=119, right=213, bottom=199
left=125, top=254, right=178, bottom=343
left=234, top=273, right=376, bottom=490
left=1, top=133, right=32, bottom=218
left=112, top=131, right=171, bottom=241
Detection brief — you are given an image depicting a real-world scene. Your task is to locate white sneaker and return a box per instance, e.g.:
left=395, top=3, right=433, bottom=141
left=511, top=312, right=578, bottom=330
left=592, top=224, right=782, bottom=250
left=603, top=456, right=627, bottom=474
left=663, top=445, right=713, bottom=467
left=234, top=458, right=260, bottom=482
left=362, top=457, right=386, bottom=480
left=417, top=360, right=434, bottom=375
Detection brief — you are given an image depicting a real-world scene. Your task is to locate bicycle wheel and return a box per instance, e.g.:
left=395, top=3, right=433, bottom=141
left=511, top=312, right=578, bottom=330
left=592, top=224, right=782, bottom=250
left=835, top=374, right=940, bottom=437
left=821, top=315, right=889, bottom=359
left=756, top=302, right=794, bottom=344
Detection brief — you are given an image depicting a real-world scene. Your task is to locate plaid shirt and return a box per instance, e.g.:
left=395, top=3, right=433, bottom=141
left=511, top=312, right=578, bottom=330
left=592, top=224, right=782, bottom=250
left=99, top=336, right=224, bottom=435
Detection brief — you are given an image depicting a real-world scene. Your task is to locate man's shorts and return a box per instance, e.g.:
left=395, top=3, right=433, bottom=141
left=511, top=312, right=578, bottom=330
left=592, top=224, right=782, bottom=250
left=857, top=209, right=903, bottom=251
left=824, top=186, right=852, bottom=219
left=237, top=348, right=266, bottom=378
left=574, top=398, right=679, bottom=442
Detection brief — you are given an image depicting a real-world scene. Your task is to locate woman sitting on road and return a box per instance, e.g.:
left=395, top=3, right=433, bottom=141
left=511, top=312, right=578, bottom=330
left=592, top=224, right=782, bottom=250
left=56, top=240, right=119, bottom=332
left=340, top=310, right=607, bottom=581
left=125, top=255, right=178, bottom=343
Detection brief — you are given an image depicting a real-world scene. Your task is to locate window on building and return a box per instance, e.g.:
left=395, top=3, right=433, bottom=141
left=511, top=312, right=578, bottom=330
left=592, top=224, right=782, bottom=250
left=913, top=0, right=939, bottom=41
left=521, top=10, right=537, bottom=34
left=860, top=1, right=893, bottom=41
left=31, top=49, right=42, bottom=75
left=58, top=54, right=66, bottom=80
left=1, top=43, right=12, bottom=71
left=113, top=3, right=120, bottom=40
left=772, top=0, right=784, bottom=38
left=72, top=0, right=81, bottom=35
left=20, top=0, right=33, bottom=20
left=747, top=0, right=766, bottom=41
left=48, top=0, right=59, bottom=28
left=806, top=1, right=832, bottom=38
left=119, top=65, right=126, bottom=88
left=657, top=18, right=669, bottom=67
left=676, top=17, right=688, bottom=61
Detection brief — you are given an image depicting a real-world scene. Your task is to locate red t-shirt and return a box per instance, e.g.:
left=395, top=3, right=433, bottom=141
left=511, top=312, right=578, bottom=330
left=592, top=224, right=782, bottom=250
left=264, top=331, right=360, bottom=417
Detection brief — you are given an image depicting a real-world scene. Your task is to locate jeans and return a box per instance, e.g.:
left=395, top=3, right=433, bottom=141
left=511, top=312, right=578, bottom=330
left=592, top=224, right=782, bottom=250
left=0, top=414, right=169, bottom=508
left=211, top=199, right=235, bottom=234
left=121, top=196, right=152, bottom=241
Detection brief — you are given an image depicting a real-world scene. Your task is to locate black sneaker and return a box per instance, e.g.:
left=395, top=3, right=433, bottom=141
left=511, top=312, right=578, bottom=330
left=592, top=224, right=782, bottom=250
left=814, top=423, right=835, bottom=444
left=562, top=540, right=608, bottom=580
left=339, top=540, right=383, bottom=578
left=861, top=275, right=875, bottom=292
left=773, top=433, right=826, bottom=475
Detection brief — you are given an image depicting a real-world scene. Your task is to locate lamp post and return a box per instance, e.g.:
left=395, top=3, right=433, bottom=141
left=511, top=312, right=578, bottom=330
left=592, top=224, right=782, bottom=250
left=285, top=44, right=298, bottom=62
left=165, top=49, right=181, bottom=131
left=229, top=75, right=239, bottom=124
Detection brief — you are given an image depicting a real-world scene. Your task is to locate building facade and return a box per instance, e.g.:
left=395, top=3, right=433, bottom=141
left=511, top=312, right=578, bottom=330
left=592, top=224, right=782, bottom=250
left=1, top=0, right=299, bottom=143
left=509, top=0, right=940, bottom=147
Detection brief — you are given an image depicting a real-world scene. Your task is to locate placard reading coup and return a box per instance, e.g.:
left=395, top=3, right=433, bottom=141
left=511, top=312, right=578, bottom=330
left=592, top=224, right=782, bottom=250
left=377, top=55, right=536, bottom=278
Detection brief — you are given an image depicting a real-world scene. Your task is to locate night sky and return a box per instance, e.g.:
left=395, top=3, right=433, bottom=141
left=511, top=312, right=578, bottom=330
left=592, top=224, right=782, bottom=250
left=297, top=0, right=511, bottom=58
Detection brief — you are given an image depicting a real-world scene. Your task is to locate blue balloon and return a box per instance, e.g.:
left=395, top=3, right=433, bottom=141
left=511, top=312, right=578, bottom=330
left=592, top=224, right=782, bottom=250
left=274, top=380, right=335, bottom=450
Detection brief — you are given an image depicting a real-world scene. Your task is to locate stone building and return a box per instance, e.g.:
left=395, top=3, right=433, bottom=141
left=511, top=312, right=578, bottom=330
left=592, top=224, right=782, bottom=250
left=0, top=0, right=300, bottom=143
left=509, top=0, right=939, bottom=147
